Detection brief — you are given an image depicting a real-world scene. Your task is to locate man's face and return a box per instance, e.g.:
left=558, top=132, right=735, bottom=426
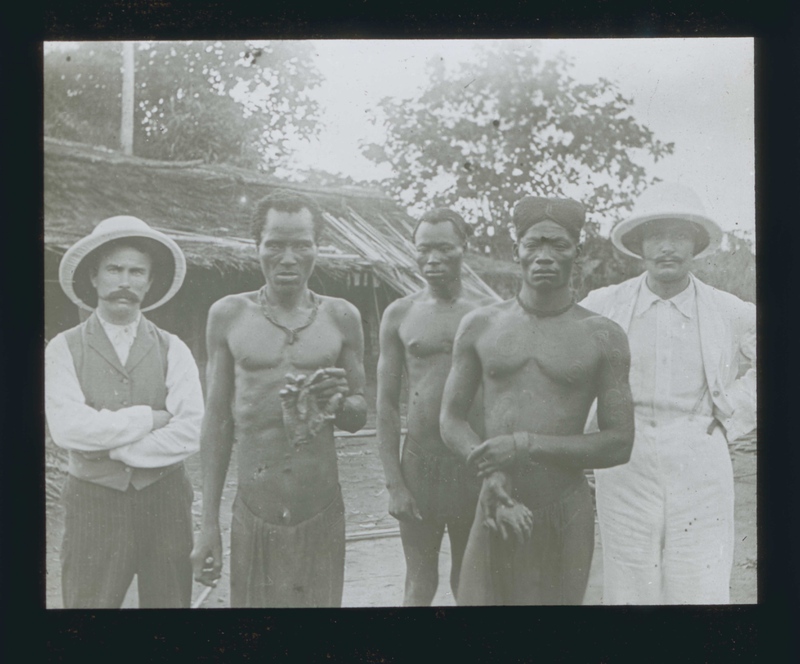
left=515, top=220, right=578, bottom=291
left=258, top=208, right=317, bottom=292
left=90, top=246, right=153, bottom=317
left=414, top=221, right=465, bottom=285
left=641, top=219, right=696, bottom=285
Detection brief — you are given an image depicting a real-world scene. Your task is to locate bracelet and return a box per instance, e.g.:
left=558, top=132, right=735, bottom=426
left=512, top=431, right=530, bottom=463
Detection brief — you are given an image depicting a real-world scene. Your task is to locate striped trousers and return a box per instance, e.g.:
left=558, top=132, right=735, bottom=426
left=60, top=469, right=194, bottom=609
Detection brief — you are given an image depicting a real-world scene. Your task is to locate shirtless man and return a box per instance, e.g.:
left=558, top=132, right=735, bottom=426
left=191, top=190, right=367, bottom=608
left=440, top=196, right=635, bottom=605
left=377, top=208, right=494, bottom=606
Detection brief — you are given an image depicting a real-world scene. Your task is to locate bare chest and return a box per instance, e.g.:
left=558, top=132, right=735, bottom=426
left=228, top=309, right=344, bottom=373
left=399, top=305, right=467, bottom=360
left=478, top=317, right=600, bottom=386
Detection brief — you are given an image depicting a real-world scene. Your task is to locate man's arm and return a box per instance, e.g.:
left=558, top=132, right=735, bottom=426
left=332, top=299, right=368, bottom=433
left=376, top=300, right=422, bottom=521
left=45, top=334, right=157, bottom=452
left=440, top=311, right=519, bottom=532
left=721, top=300, right=757, bottom=441
left=440, top=310, right=488, bottom=462
left=109, top=335, right=204, bottom=467
left=470, top=319, right=635, bottom=475
left=190, top=298, right=238, bottom=586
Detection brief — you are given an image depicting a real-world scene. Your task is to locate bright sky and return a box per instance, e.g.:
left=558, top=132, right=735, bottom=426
left=292, top=38, right=754, bottom=239
left=45, top=38, right=754, bottom=238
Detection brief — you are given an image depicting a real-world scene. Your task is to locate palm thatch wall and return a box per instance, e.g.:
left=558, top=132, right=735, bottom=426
left=44, top=138, right=506, bottom=375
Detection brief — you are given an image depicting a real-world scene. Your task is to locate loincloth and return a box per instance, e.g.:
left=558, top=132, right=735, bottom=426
left=229, top=487, right=345, bottom=608
left=400, top=435, right=481, bottom=525
left=458, top=479, right=595, bottom=606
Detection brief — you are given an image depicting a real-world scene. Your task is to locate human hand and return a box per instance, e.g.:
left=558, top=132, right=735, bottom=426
left=305, top=367, right=349, bottom=405
left=490, top=502, right=534, bottom=544
left=480, top=471, right=515, bottom=515
left=152, top=409, right=172, bottom=431
left=190, top=525, right=223, bottom=587
left=388, top=484, right=423, bottom=522
left=468, top=435, right=518, bottom=477
left=280, top=369, right=347, bottom=443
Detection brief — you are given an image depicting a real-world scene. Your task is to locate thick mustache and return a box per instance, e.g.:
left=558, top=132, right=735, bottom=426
left=108, top=291, right=140, bottom=302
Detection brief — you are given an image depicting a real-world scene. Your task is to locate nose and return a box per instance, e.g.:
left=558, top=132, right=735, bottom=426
left=657, top=237, right=679, bottom=253
left=279, top=247, right=298, bottom=264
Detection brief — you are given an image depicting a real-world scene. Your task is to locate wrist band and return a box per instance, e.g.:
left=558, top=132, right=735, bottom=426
left=513, top=431, right=529, bottom=462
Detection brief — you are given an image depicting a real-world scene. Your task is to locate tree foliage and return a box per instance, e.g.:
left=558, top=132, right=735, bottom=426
left=362, top=43, right=674, bottom=257
left=44, top=41, right=322, bottom=171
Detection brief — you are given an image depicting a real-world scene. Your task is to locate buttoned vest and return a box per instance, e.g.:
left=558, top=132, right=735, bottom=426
left=63, top=312, right=182, bottom=491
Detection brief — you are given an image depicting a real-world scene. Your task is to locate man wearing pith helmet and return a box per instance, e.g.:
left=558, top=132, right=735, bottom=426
left=580, top=182, right=756, bottom=604
left=45, top=216, right=204, bottom=608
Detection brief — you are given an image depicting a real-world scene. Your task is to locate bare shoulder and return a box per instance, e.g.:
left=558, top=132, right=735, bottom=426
left=465, top=292, right=500, bottom=310
left=208, top=291, right=254, bottom=321
left=574, top=306, right=630, bottom=358
left=318, top=293, right=363, bottom=327
left=458, top=298, right=514, bottom=336
left=380, top=292, right=419, bottom=326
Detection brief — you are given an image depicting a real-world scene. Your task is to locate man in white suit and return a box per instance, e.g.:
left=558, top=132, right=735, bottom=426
left=580, top=183, right=756, bottom=604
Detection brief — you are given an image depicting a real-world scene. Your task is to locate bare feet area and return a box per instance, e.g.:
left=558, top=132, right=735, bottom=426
left=45, top=435, right=756, bottom=608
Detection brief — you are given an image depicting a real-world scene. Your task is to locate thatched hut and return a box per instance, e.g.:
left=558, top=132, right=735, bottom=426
left=44, top=138, right=505, bottom=377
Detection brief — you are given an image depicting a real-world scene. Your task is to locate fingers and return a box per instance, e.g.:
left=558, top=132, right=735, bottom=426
left=494, top=483, right=515, bottom=507
left=191, top=552, right=221, bottom=587
left=467, top=442, right=487, bottom=466
left=477, top=462, right=499, bottom=478
left=498, top=520, right=509, bottom=541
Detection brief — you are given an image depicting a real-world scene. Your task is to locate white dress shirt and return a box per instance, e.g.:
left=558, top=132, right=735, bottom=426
left=45, top=322, right=204, bottom=468
left=96, top=312, right=140, bottom=366
left=628, top=279, right=714, bottom=431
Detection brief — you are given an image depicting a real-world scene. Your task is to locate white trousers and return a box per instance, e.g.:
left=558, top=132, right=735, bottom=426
left=594, top=418, right=735, bottom=605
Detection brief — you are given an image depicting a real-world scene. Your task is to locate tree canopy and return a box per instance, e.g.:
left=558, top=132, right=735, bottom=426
left=44, top=41, right=322, bottom=171
left=362, top=43, right=674, bottom=258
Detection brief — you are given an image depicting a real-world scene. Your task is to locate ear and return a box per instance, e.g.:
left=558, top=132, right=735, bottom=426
left=512, top=242, right=520, bottom=262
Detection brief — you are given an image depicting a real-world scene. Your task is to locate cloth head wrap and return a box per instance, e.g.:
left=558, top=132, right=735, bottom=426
left=512, top=196, right=586, bottom=242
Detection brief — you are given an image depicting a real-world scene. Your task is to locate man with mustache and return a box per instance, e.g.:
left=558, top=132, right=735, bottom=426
left=45, top=216, right=203, bottom=608
left=580, top=183, right=756, bottom=604
left=440, top=196, right=635, bottom=605
left=376, top=208, right=494, bottom=605
left=191, top=190, right=367, bottom=607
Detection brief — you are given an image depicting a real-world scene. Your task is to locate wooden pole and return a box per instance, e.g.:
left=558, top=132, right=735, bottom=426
left=120, top=42, right=135, bottom=155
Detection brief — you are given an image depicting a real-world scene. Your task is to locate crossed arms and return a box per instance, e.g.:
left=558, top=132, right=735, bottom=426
left=44, top=333, right=203, bottom=468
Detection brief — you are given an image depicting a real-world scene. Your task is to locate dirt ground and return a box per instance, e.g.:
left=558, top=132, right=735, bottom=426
left=45, top=435, right=756, bottom=608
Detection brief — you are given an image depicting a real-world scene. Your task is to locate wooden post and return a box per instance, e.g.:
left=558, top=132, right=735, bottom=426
left=120, top=42, right=135, bottom=155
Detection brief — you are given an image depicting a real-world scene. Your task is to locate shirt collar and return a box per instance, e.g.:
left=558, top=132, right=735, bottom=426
left=634, top=277, right=696, bottom=319
left=96, top=311, right=141, bottom=336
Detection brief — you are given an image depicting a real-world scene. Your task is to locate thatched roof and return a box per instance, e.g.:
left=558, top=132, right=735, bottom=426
left=44, top=138, right=500, bottom=300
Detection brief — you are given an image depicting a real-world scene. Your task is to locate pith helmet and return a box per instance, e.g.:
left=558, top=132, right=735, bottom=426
left=611, top=183, right=723, bottom=259
left=58, top=216, right=187, bottom=312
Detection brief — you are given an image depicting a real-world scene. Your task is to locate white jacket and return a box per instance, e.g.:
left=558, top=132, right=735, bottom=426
left=580, top=273, right=756, bottom=441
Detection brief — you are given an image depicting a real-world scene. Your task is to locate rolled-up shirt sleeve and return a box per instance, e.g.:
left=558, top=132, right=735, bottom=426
left=109, top=334, right=204, bottom=468
left=45, top=334, right=155, bottom=452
